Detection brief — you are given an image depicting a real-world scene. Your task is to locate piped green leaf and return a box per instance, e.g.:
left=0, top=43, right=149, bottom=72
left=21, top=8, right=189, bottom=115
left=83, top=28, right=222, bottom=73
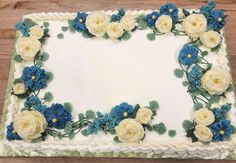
left=174, top=68, right=184, bottom=78
left=182, top=120, right=194, bottom=131
left=226, top=84, right=234, bottom=92
left=14, top=55, right=23, bottom=63
left=44, top=92, right=53, bottom=102
left=113, top=136, right=121, bottom=143
left=57, top=33, right=64, bottom=39
left=119, top=31, right=131, bottom=40
left=82, top=30, right=93, bottom=38
left=152, top=122, right=167, bottom=135
left=61, top=26, right=68, bottom=32
left=85, top=110, right=96, bottom=119
left=13, top=78, right=23, bottom=85
left=64, top=121, right=73, bottom=134
left=149, top=100, right=159, bottom=110
left=193, top=102, right=203, bottom=110
left=40, top=52, right=49, bottom=62
left=81, top=129, right=89, bottom=136
left=146, top=33, right=156, bottom=41
left=64, top=102, right=72, bottom=112
left=168, top=130, right=176, bottom=137
left=46, top=72, right=54, bottom=82
left=43, top=22, right=50, bottom=28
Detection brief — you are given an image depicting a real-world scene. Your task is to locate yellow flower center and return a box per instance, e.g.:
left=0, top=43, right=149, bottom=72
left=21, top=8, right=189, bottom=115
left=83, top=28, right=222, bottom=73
left=152, top=15, right=156, bottom=19
left=219, top=130, right=225, bottom=135
left=217, top=17, right=222, bottom=22
left=52, top=118, right=57, bottom=123
left=12, top=130, right=16, bottom=134
left=187, top=54, right=192, bottom=58
left=79, top=19, right=83, bottom=23
left=169, top=9, right=173, bottom=13
left=25, top=46, right=30, bottom=51
left=213, top=78, right=220, bottom=84
left=123, top=112, right=128, bottom=117
left=31, top=75, right=36, bottom=80
left=192, top=22, right=197, bottom=26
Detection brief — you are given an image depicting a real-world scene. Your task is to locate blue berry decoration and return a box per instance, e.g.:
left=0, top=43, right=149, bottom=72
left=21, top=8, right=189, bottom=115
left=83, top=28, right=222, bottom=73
left=43, top=103, right=72, bottom=129
left=178, top=45, right=198, bottom=65
left=111, top=102, right=134, bottom=122
left=72, top=12, right=88, bottom=32
left=146, top=11, right=160, bottom=27
left=111, top=8, right=125, bottom=22
left=6, top=123, right=22, bottom=141
left=160, top=3, right=178, bottom=22
left=211, top=119, right=232, bottom=142
left=21, top=66, right=47, bottom=91
left=208, top=10, right=227, bottom=31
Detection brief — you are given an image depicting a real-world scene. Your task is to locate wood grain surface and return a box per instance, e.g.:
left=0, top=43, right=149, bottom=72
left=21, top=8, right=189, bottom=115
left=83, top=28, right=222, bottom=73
left=0, top=0, right=236, bottom=162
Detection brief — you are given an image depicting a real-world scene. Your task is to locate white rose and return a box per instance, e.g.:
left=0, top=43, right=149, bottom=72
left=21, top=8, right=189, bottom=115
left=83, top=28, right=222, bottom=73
left=85, top=12, right=109, bottom=37
left=135, top=108, right=153, bottom=124
left=183, top=14, right=207, bottom=38
left=13, top=110, right=47, bottom=140
left=194, top=108, right=215, bottom=126
left=15, top=37, right=41, bottom=61
left=155, top=15, right=173, bottom=33
left=194, top=125, right=213, bottom=142
left=13, top=83, right=26, bottom=95
left=200, top=30, right=221, bottom=48
left=115, top=118, right=144, bottom=143
left=120, top=14, right=136, bottom=31
left=201, top=67, right=231, bottom=95
left=106, top=22, right=124, bottom=39
left=29, top=25, right=44, bottom=39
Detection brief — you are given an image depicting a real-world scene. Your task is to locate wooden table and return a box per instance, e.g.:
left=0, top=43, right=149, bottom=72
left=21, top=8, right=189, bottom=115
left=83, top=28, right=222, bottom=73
left=0, top=0, right=236, bottom=162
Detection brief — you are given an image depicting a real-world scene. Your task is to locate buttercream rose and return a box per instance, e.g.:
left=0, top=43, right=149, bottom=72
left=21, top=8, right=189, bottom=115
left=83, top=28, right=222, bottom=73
left=120, top=14, right=136, bottom=31
left=29, top=25, right=44, bottom=39
left=183, top=14, right=207, bottom=38
left=200, top=30, right=221, bottom=48
left=85, top=12, right=109, bottom=37
left=106, top=22, right=124, bottom=39
left=201, top=67, right=231, bottom=95
left=194, top=108, right=215, bottom=126
left=135, top=108, right=153, bottom=124
left=15, top=37, right=41, bottom=61
left=194, top=125, right=213, bottom=142
left=115, top=118, right=144, bottom=143
left=13, top=110, right=47, bottom=140
left=13, top=83, right=26, bottom=95
left=155, top=15, right=173, bottom=33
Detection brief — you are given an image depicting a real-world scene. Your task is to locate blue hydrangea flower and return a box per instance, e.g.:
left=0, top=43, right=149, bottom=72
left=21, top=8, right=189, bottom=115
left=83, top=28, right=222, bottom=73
left=211, top=119, right=232, bottom=142
left=200, top=0, right=216, bottom=17
left=87, top=112, right=117, bottom=135
left=111, top=102, right=134, bottom=122
left=146, top=12, right=160, bottom=27
left=178, top=45, right=198, bottom=65
left=24, top=96, right=41, bottom=108
left=21, top=66, right=47, bottom=91
left=160, top=3, right=178, bottom=22
left=208, top=10, right=226, bottom=31
left=15, top=22, right=29, bottom=36
left=6, top=122, right=22, bottom=141
left=213, top=104, right=231, bottom=121
left=188, top=66, right=203, bottom=88
left=43, top=103, right=72, bottom=129
left=72, top=12, right=88, bottom=32
left=111, top=8, right=125, bottom=22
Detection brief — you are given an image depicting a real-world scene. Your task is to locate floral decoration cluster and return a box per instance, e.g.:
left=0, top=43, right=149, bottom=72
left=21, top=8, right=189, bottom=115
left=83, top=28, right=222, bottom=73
left=170, top=1, right=236, bottom=143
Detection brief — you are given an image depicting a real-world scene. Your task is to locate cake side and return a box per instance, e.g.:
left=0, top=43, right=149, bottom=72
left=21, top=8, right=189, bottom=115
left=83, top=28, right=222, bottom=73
left=1, top=1, right=236, bottom=159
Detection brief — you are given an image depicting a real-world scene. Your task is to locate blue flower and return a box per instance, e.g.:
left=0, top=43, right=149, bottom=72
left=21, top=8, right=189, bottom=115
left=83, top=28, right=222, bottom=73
left=208, top=10, right=226, bottom=31
left=200, top=0, right=216, bottom=17
left=15, top=22, right=29, bottom=36
left=43, top=103, right=72, bottom=129
left=211, top=119, right=232, bottom=142
left=146, top=12, right=160, bottom=27
left=188, top=66, right=203, bottom=88
left=21, top=66, right=47, bottom=91
left=111, top=102, right=134, bottom=122
left=111, top=8, right=125, bottom=22
left=213, top=104, right=231, bottom=121
left=72, top=12, right=88, bottom=32
left=24, top=96, right=41, bottom=108
left=87, top=112, right=117, bottom=135
left=178, top=45, right=198, bottom=65
left=6, top=123, right=22, bottom=141
left=160, top=3, right=178, bottom=22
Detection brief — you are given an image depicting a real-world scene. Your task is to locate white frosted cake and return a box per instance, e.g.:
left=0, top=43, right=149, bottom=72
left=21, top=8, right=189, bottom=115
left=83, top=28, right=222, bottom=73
left=1, top=1, right=236, bottom=159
